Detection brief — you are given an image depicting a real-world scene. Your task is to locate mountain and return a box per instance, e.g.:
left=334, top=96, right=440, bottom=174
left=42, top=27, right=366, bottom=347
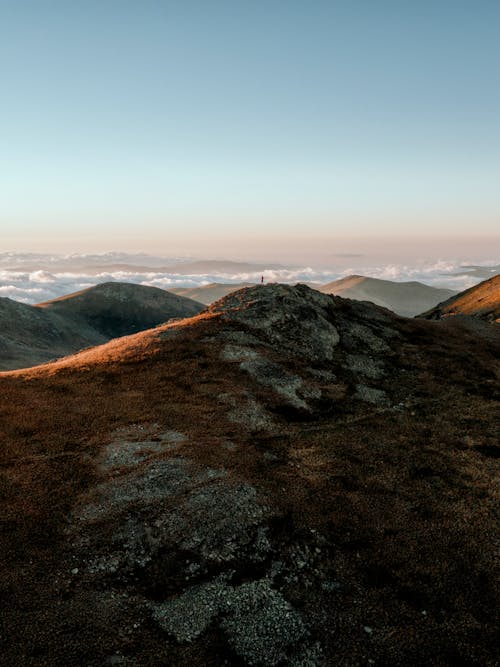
left=419, top=274, right=500, bottom=323
left=0, top=297, right=107, bottom=371
left=0, top=282, right=203, bottom=370
left=319, top=275, right=457, bottom=317
left=1, top=284, right=498, bottom=666
left=170, top=281, right=256, bottom=304
left=37, top=281, right=203, bottom=339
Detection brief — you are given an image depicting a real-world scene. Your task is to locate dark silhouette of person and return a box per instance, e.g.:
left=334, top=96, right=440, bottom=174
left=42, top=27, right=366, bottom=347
left=261, top=275, right=264, bottom=284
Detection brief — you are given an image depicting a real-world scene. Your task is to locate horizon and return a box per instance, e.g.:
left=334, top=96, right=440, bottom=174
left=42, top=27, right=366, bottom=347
left=0, top=248, right=498, bottom=305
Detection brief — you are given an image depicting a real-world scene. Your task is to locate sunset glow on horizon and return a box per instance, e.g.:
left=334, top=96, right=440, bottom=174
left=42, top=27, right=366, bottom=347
left=1, top=1, right=499, bottom=259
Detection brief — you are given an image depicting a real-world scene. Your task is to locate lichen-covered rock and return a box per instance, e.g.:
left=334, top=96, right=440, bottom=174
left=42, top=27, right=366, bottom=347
left=209, top=284, right=340, bottom=362
left=153, top=576, right=308, bottom=666
left=222, top=345, right=320, bottom=410
left=219, top=390, right=277, bottom=431
left=355, top=383, right=388, bottom=405
left=71, top=454, right=270, bottom=577
left=345, top=353, right=385, bottom=380
left=220, top=579, right=307, bottom=666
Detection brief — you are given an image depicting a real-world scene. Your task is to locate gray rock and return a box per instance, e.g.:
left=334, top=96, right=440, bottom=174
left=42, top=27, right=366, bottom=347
left=70, top=457, right=270, bottom=577
left=340, top=322, right=390, bottom=354
left=222, top=345, right=321, bottom=410
left=209, top=284, right=340, bottom=362
left=220, top=579, right=307, bottom=666
left=99, top=431, right=186, bottom=471
left=345, top=354, right=385, bottom=380
left=153, top=576, right=309, bottom=666
left=355, top=384, right=388, bottom=406
left=220, top=392, right=276, bottom=431
left=152, top=573, right=232, bottom=642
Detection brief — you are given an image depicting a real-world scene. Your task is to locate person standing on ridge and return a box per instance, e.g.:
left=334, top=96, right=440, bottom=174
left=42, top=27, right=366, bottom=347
left=261, top=275, right=264, bottom=284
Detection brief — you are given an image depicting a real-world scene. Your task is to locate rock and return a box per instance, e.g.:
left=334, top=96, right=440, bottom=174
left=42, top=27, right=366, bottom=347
left=153, top=576, right=308, bottom=666
left=355, top=384, right=388, bottom=406
left=220, top=391, right=276, bottom=431
left=345, top=354, right=385, bottom=380
left=70, top=455, right=270, bottom=578
left=209, top=284, right=341, bottom=362
left=152, top=573, right=232, bottom=643
left=99, top=430, right=186, bottom=471
left=220, top=579, right=307, bottom=666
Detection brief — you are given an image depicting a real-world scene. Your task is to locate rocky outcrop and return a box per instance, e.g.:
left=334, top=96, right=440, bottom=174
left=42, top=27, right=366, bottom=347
left=211, top=284, right=399, bottom=421
left=209, top=283, right=342, bottom=362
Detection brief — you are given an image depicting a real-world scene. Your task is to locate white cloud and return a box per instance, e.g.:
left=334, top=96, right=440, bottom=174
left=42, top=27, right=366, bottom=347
left=0, top=254, right=496, bottom=304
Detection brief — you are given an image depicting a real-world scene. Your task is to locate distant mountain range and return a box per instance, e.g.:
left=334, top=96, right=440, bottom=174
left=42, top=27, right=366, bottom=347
left=319, top=275, right=457, bottom=317
left=0, top=282, right=202, bottom=370
left=158, top=260, right=284, bottom=274
left=170, top=282, right=256, bottom=304
left=174, top=275, right=457, bottom=316
left=446, top=264, right=500, bottom=279
left=0, top=254, right=285, bottom=276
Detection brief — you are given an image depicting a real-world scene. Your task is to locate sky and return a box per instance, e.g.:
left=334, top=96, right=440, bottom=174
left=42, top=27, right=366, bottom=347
left=1, top=1, right=499, bottom=259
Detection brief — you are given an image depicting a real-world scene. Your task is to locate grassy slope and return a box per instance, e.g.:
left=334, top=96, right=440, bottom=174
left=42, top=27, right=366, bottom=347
left=420, top=274, right=500, bottom=322
left=0, top=294, right=498, bottom=666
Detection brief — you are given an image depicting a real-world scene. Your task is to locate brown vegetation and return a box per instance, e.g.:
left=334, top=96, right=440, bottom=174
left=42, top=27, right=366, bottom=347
left=0, top=284, right=498, bottom=666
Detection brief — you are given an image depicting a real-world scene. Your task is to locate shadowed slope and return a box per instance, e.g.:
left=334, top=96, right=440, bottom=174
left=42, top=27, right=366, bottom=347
left=0, top=297, right=107, bottom=371
left=320, top=275, right=457, bottom=317
left=37, top=281, right=203, bottom=338
left=0, top=284, right=498, bottom=666
left=0, top=282, right=203, bottom=371
left=419, top=274, right=500, bottom=323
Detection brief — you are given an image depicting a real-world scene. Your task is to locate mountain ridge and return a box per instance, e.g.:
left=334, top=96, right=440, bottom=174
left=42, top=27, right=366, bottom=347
left=1, top=283, right=498, bottom=665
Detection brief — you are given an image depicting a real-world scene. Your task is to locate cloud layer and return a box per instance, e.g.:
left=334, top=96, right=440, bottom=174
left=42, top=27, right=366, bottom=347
left=0, top=254, right=497, bottom=304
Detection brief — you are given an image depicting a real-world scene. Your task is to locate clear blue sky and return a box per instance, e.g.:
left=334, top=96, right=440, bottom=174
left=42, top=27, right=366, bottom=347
left=1, top=1, right=499, bottom=255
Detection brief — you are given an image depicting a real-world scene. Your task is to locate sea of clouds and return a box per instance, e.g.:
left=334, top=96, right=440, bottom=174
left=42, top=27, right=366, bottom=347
left=0, top=253, right=497, bottom=304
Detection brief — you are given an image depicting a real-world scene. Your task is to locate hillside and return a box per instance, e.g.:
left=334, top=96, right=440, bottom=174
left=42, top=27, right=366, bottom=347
left=0, top=297, right=107, bottom=370
left=170, top=281, right=256, bottom=304
left=0, top=282, right=203, bottom=370
left=37, top=281, right=203, bottom=338
left=320, top=275, right=457, bottom=317
left=419, top=274, right=500, bottom=323
left=0, top=284, right=498, bottom=666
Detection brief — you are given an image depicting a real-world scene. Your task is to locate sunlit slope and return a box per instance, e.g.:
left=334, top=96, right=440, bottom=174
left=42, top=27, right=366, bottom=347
left=419, top=274, right=500, bottom=323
